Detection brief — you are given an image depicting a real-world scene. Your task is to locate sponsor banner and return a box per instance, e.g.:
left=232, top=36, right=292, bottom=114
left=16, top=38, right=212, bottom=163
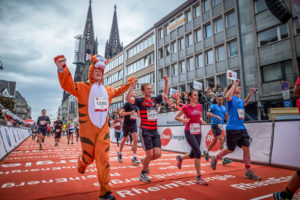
left=157, top=112, right=183, bottom=126
left=193, top=80, right=203, bottom=90
left=227, top=70, right=237, bottom=80
left=0, top=132, right=7, bottom=159
left=0, top=126, right=15, bottom=152
left=157, top=123, right=272, bottom=164
left=169, top=15, right=186, bottom=32
left=271, top=121, right=300, bottom=168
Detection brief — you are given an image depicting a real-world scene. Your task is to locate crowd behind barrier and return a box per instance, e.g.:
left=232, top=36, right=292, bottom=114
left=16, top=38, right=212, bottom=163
left=0, top=125, right=32, bottom=160
left=109, top=119, right=300, bottom=169
left=0, top=104, right=29, bottom=128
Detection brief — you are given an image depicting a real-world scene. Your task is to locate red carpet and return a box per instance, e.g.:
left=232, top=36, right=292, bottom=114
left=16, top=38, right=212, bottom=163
left=0, top=136, right=299, bottom=200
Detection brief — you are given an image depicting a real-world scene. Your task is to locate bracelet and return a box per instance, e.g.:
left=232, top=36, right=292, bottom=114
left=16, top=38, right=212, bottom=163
left=57, top=67, right=63, bottom=73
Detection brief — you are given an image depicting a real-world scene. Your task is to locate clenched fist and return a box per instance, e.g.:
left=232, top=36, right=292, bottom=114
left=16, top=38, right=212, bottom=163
left=54, top=55, right=66, bottom=69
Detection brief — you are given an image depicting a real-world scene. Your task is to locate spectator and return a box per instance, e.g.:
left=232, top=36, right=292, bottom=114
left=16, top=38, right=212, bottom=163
left=208, top=92, right=216, bottom=104
left=215, top=87, right=224, bottom=97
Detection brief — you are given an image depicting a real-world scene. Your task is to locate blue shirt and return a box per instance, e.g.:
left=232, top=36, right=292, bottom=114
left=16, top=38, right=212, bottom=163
left=209, top=104, right=227, bottom=125
left=226, top=96, right=246, bottom=130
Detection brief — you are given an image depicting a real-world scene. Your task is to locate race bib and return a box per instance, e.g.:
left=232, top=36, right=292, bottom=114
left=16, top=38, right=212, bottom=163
left=94, top=97, right=108, bottom=112
left=218, top=124, right=223, bottom=130
left=40, top=121, right=45, bottom=125
left=147, top=109, right=157, bottom=121
left=190, top=123, right=201, bottom=134
left=116, top=122, right=121, bottom=126
left=237, top=109, right=245, bottom=119
left=56, top=129, right=60, bottom=133
left=130, top=112, right=137, bottom=120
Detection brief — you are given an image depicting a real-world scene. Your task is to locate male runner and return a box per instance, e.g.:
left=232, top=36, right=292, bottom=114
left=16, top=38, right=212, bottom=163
left=117, top=93, right=140, bottom=164
left=111, top=114, right=122, bottom=147
left=203, top=95, right=232, bottom=164
left=210, top=79, right=261, bottom=180
left=37, top=109, right=50, bottom=150
left=53, top=116, right=63, bottom=146
left=126, top=75, right=168, bottom=183
left=67, top=117, right=75, bottom=144
left=31, top=122, right=38, bottom=140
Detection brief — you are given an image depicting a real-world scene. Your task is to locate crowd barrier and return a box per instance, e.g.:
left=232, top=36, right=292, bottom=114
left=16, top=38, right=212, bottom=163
left=0, top=125, right=32, bottom=160
left=110, top=119, right=300, bottom=169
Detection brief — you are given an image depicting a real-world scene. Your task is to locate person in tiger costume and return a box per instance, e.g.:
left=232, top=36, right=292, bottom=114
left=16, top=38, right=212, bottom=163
left=54, top=54, right=135, bottom=200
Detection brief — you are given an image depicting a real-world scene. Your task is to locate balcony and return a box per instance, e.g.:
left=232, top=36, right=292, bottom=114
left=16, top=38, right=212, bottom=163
left=158, top=38, right=164, bottom=47
left=179, top=73, right=186, bottom=83
left=204, top=37, right=212, bottom=48
left=202, top=11, right=210, bottom=23
left=177, top=25, right=184, bottom=37
left=171, top=53, right=177, bottom=63
left=214, top=31, right=224, bottom=44
left=165, top=56, right=170, bottom=65
left=158, top=58, right=164, bottom=67
left=164, top=34, right=170, bottom=44
left=216, top=60, right=227, bottom=73
left=226, top=26, right=237, bottom=39
left=171, top=76, right=178, bottom=85
left=171, top=30, right=176, bottom=41
left=196, top=67, right=204, bottom=78
left=194, top=16, right=201, bottom=28
left=195, top=41, right=203, bottom=52
left=224, top=0, right=234, bottom=11
left=205, top=64, right=214, bottom=76
left=187, top=70, right=195, bottom=81
left=178, top=49, right=185, bottom=60
left=186, top=45, right=193, bottom=56
left=185, top=21, right=192, bottom=32
left=228, top=56, right=239, bottom=69
left=212, top=4, right=222, bottom=18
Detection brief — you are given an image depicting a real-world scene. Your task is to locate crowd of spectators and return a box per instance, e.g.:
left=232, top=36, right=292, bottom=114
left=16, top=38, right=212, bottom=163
left=0, top=106, right=28, bottom=127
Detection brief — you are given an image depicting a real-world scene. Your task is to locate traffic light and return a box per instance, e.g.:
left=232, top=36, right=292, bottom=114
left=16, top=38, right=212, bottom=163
left=265, top=0, right=292, bottom=24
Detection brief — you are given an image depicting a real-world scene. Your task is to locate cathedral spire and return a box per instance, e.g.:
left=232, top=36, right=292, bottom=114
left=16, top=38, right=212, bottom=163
left=83, top=0, right=96, bottom=55
left=105, top=5, right=123, bottom=59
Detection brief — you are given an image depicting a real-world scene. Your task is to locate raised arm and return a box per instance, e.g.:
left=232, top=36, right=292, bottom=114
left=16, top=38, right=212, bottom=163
left=126, top=79, right=138, bottom=103
left=54, top=55, right=79, bottom=98
left=226, top=79, right=239, bottom=102
left=111, top=76, right=135, bottom=98
left=119, top=109, right=135, bottom=116
left=162, top=75, right=169, bottom=99
left=244, top=88, right=255, bottom=106
left=175, top=110, right=190, bottom=124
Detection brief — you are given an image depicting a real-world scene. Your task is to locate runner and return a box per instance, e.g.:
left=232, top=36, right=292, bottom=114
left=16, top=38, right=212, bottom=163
left=126, top=75, right=168, bottom=183
left=117, top=93, right=140, bottom=164
left=67, top=117, right=75, bottom=144
left=37, top=109, right=50, bottom=150
left=175, top=90, right=208, bottom=185
left=31, top=122, right=38, bottom=140
left=55, top=54, right=134, bottom=200
left=273, top=170, right=300, bottom=200
left=111, top=114, right=122, bottom=147
left=203, top=94, right=232, bottom=165
left=53, top=116, right=63, bottom=146
left=210, top=79, right=261, bottom=180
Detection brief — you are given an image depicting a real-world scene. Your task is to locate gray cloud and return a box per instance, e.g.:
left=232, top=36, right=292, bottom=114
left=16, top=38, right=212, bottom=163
left=0, top=0, right=183, bottom=121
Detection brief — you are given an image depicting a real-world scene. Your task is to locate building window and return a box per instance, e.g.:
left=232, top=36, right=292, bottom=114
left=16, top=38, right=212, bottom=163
left=158, top=29, right=163, bottom=39
left=186, top=11, right=192, bottom=22
left=172, top=64, right=178, bottom=76
left=203, top=0, right=210, bottom=13
left=205, top=50, right=213, bottom=65
left=165, top=66, right=170, bottom=77
left=159, top=69, right=163, bottom=80
left=294, top=19, right=300, bottom=35
left=187, top=57, right=194, bottom=71
left=258, top=24, right=289, bottom=47
left=171, top=41, right=177, bottom=53
left=213, top=0, right=222, bottom=7
left=216, top=46, right=225, bottom=61
left=179, top=38, right=184, bottom=50
left=228, top=40, right=238, bottom=57
left=186, top=34, right=193, bottom=47
left=165, top=24, right=170, bottom=35
left=196, top=54, right=203, bottom=68
left=179, top=85, right=186, bottom=93
left=179, top=61, right=186, bottom=74
left=195, top=29, right=202, bottom=42
left=207, top=77, right=215, bottom=88
left=205, top=24, right=212, bottom=38
left=165, top=45, right=170, bottom=56
left=194, top=5, right=200, bottom=18
left=159, top=48, right=164, bottom=59
left=218, top=74, right=227, bottom=89
left=214, top=18, right=223, bottom=33
left=255, top=0, right=268, bottom=14
left=261, top=60, right=292, bottom=83
left=226, top=12, right=235, bottom=28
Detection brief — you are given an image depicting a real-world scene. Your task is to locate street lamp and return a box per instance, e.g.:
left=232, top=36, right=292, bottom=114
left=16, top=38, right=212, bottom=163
left=0, top=60, right=3, bottom=70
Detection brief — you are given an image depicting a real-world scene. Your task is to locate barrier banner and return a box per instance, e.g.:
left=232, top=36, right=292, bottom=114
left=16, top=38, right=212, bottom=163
left=157, top=112, right=183, bottom=126
left=0, top=126, right=14, bottom=152
left=271, top=121, right=300, bottom=168
left=0, top=132, right=7, bottom=159
left=11, top=128, right=19, bottom=145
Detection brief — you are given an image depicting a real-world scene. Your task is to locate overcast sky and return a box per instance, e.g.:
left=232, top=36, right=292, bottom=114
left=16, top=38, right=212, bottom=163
left=0, top=0, right=184, bottom=121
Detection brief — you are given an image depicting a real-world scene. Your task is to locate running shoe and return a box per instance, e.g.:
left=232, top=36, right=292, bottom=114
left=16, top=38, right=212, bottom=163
left=140, top=158, right=150, bottom=174
left=273, top=192, right=288, bottom=200
left=39, top=144, right=42, bottom=150
left=99, top=192, right=116, bottom=200
left=139, top=172, right=151, bottom=183
left=132, top=157, right=140, bottom=165
left=197, top=176, right=208, bottom=186
left=55, top=142, right=58, bottom=147
left=244, top=170, right=261, bottom=181
left=222, top=158, right=232, bottom=165
left=42, top=139, right=44, bottom=143
left=203, top=151, right=209, bottom=161
left=117, top=152, right=123, bottom=163
left=176, top=155, right=183, bottom=169
left=210, top=156, right=217, bottom=170
left=71, top=142, right=73, bottom=144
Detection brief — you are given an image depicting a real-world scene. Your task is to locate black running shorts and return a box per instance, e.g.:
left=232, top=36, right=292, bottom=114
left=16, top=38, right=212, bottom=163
left=226, top=129, right=250, bottom=151
left=140, top=128, right=161, bottom=151
left=123, top=126, right=137, bottom=137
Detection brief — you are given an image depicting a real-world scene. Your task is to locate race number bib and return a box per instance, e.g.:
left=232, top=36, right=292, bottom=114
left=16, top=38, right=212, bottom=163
left=237, top=109, right=245, bottom=119
left=40, top=121, right=45, bottom=125
left=147, top=109, right=157, bottom=121
left=218, top=124, right=223, bottom=130
left=94, top=97, right=108, bottom=112
left=56, top=129, right=60, bottom=133
left=190, top=123, right=201, bottom=134
left=130, top=112, right=137, bottom=120
left=116, top=122, right=121, bottom=126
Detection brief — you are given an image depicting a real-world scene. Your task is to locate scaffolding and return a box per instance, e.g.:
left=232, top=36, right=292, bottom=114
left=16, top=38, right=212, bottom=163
left=73, top=35, right=86, bottom=64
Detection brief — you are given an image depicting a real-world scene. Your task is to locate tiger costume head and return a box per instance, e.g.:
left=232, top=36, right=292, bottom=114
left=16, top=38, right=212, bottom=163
left=88, top=54, right=109, bottom=84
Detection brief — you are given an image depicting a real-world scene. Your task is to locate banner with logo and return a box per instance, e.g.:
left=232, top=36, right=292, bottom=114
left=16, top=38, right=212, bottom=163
left=157, top=112, right=183, bottom=126
left=0, top=131, right=7, bottom=159
left=271, top=121, right=300, bottom=168
left=169, top=15, right=186, bottom=32
left=0, top=126, right=15, bottom=152
left=227, top=70, right=237, bottom=80
left=193, top=80, right=203, bottom=90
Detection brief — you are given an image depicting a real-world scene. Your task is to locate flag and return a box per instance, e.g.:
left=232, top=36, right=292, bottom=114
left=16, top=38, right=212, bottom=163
left=227, top=70, right=237, bottom=80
